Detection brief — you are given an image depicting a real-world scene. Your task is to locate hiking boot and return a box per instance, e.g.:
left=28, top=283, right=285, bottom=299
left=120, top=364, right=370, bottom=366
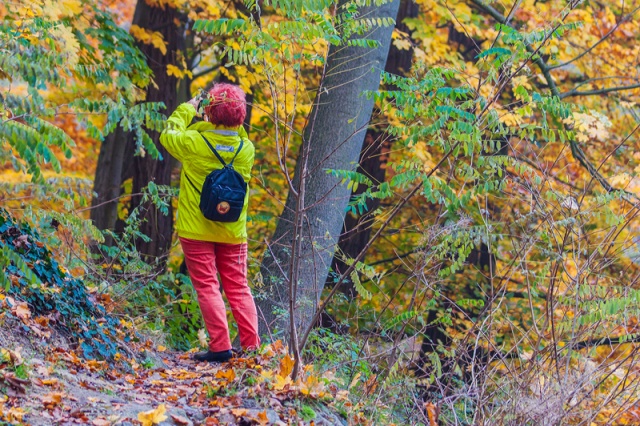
left=192, top=349, right=232, bottom=363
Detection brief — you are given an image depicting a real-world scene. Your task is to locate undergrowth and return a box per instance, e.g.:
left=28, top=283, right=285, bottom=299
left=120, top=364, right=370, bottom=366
left=0, top=208, right=125, bottom=360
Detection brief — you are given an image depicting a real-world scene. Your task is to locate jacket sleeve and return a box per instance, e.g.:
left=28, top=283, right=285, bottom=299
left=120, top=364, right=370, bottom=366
left=159, top=103, right=199, bottom=163
left=236, top=139, right=255, bottom=183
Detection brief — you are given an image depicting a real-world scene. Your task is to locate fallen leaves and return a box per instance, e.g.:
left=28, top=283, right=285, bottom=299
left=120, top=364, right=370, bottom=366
left=215, top=367, right=236, bottom=383
left=41, top=392, right=63, bottom=409
left=11, top=301, right=31, bottom=321
left=1, top=372, right=29, bottom=396
left=171, top=414, right=190, bottom=425
left=137, top=404, right=168, bottom=426
left=278, top=353, right=295, bottom=377
left=0, top=340, right=358, bottom=425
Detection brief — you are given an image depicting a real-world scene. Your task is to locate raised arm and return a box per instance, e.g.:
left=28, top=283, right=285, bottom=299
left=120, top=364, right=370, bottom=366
left=159, top=101, right=199, bottom=163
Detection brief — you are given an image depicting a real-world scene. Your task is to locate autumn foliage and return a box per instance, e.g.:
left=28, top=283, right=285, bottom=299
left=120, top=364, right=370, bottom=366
left=2, top=0, right=640, bottom=424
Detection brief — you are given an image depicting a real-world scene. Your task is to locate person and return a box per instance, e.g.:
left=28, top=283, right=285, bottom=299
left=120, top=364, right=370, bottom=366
left=159, top=83, right=260, bottom=363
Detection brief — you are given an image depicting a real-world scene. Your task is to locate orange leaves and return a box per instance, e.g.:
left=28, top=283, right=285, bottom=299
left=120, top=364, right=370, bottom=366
left=278, top=353, right=295, bottom=377
left=424, top=402, right=439, bottom=426
left=256, top=410, right=270, bottom=425
left=41, top=392, right=63, bottom=410
left=0, top=341, right=353, bottom=425
left=215, top=367, right=236, bottom=384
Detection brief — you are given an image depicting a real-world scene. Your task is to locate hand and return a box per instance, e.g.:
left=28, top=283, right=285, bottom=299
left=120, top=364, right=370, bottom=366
left=187, top=97, right=200, bottom=109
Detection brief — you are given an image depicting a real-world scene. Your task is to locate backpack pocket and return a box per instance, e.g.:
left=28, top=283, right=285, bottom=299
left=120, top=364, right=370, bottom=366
left=200, top=170, right=247, bottom=222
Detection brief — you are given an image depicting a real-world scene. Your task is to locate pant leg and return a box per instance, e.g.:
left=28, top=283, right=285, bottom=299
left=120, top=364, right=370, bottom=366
left=214, top=242, right=261, bottom=350
left=179, top=237, right=232, bottom=352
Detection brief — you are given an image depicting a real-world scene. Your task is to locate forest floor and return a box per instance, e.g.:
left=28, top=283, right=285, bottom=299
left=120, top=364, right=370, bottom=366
left=0, top=318, right=349, bottom=426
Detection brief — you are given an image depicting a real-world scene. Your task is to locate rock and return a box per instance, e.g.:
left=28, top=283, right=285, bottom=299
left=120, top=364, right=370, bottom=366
left=184, top=406, right=206, bottom=422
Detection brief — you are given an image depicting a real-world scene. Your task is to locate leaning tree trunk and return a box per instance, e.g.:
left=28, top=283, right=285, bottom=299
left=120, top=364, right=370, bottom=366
left=257, top=0, right=401, bottom=340
left=128, top=1, right=181, bottom=263
left=329, top=0, right=418, bottom=299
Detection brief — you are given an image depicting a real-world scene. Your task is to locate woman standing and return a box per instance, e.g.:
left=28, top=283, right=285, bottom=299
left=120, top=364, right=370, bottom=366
left=160, top=83, right=260, bottom=362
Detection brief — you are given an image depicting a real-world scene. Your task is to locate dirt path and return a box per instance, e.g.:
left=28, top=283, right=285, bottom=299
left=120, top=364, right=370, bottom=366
left=1, top=344, right=348, bottom=425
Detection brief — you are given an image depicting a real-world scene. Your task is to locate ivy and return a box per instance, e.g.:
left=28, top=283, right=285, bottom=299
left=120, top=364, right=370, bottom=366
left=0, top=210, right=124, bottom=360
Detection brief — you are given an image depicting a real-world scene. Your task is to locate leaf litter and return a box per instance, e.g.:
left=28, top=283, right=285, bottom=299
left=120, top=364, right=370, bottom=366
left=0, top=340, right=354, bottom=425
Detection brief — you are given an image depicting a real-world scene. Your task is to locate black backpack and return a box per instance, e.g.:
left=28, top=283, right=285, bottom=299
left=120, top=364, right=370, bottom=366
left=185, top=134, right=247, bottom=223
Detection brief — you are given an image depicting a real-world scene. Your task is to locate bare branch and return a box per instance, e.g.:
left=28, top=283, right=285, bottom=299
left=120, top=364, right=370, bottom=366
left=560, top=83, right=640, bottom=99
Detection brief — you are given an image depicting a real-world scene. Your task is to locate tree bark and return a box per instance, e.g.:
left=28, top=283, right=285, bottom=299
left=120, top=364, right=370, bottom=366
left=257, top=0, right=401, bottom=340
left=90, top=1, right=182, bottom=264
left=329, top=0, right=418, bottom=299
left=90, top=126, right=127, bottom=246
left=128, top=1, right=181, bottom=263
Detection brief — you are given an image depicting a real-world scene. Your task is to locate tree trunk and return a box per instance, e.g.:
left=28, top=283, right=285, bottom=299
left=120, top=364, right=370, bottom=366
left=90, top=126, right=127, bottom=246
left=129, top=1, right=181, bottom=263
left=90, top=1, right=182, bottom=263
left=329, top=0, right=419, bottom=299
left=257, top=0, right=401, bottom=340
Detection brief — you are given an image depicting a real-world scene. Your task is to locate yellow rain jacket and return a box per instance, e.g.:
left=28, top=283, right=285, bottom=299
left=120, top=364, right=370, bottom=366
left=159, top=103, right=255, bottom=244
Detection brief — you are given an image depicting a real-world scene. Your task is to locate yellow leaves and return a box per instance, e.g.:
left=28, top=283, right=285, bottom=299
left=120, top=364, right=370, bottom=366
left=59, top=0, right=83, bottom=17
left=11, top=0, right=80, bottom=21
left=393, top=38, right=412, bottom=51
left=564, top=112, right=611, bottom=142
left=451, top=1, right=472, bottom=23
left=40, top=378, right=59, bottom=387
left=0, top=348, right=23, bottom=366
left=610, top=173, right=632, bottom=188
left=166, top=64, right=193, bottom=80
left=137, top=404, right=168, bottom=426
left=413, top=141, right=435, bottom=171
left=130, top=25, right=168, bottom=55
left=512, top=75, right=533, bottom=91
left=392, top=29, right=412, bottom=51
left=299, top=373, right=326, bottom=397
left=272, top=373, right=293, bottom=391
left=0, top=405, right=25, bottom=423
left=52, top=25, right=80, bottom=68
left=256, top=369, right=274, bottom=386
left=499, top=111, right=523, bottom=127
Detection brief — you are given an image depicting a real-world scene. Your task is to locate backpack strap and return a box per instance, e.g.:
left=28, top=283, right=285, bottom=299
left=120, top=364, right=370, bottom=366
left=183, top=133, right=245, bottom=194
left=200, top=133, right=244, bottom=168
left=228, top=139, right=244, bottom=167
left=184, top=172, right=201, bottom=194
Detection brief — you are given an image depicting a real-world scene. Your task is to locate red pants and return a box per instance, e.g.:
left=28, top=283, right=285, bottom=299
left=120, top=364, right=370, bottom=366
left=179, top=237, right=260, bottom=352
